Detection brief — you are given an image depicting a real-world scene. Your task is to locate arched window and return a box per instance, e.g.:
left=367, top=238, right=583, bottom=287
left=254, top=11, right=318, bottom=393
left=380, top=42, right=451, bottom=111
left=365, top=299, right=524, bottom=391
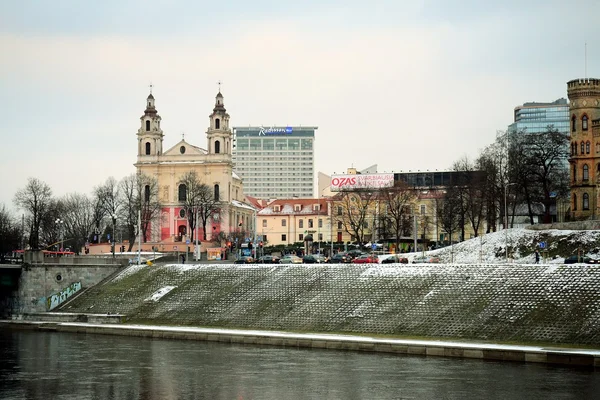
left=215, top=140, right=221, bottom=154
left=571, top=142, right=575, bottom=155
left=178, top=184, right=187, bottom=202
left=583, top=193, right=590, bottom=210
left=573, top=194, right=578, bottom=211
left=214, top=184, right=220, bottom=201
left=572, top=115, right=577, bottom=132
left=145, top=142, right=151, bottom=155
left=573, top=165, right=577, bottom=181
left=597, top=163, right=600, bottom=172
left=144, top=185, right=150, bottom=202
left=583, top=115, right=589, bottom=131
left=581, top=142, right=585, bottom=154
left=146, top=120, right=150, bottom=131
left=215, top=118, right=220, bottom=129
left=337, top=221, right=342, bottom=229
left=586, top=141, right=591, bottom=154
left=583, top=164, right=589, bottom=180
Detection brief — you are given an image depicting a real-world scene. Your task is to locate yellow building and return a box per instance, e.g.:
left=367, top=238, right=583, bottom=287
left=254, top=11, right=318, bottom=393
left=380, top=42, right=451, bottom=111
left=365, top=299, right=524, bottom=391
left=256, top=199, right=330, bottom=246
left=568, top=78, right=600, bottom=219
left=134, top=90, right=256, bottom=245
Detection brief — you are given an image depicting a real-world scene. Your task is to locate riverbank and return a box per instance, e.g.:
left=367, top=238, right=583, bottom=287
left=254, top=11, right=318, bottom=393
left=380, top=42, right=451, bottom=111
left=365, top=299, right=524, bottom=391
left=2, top=320, right=599, bottom=368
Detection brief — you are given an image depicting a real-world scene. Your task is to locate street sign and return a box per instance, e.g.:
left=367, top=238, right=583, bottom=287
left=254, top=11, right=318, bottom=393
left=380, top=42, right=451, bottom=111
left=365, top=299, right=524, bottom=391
left=186, top=239, right=190, bottom=244
left=245, top=237, right=250, bottom=242
left=371, top=243, right=377, bottom=250
left=174, top=246, right=178, bottom=251
left=539, top=242, right=546, bottom=249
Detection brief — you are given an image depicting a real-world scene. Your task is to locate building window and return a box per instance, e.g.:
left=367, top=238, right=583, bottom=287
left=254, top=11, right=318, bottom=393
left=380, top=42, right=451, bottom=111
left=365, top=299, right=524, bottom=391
left=294, top=205, right=301, bottom=212
left=581, top=142, right=585, bottom=154
left=145, top=142, right=151, bottom=155
left=337, top=221, right=342, bottom=229
left=178, top=184, right=187, bottom=201
left=573, top=165, right=577, bottom=182
left=144, top=185, right=150, bottom=202
left=215, top=118, right=220, bottom=129
left=281, top=234, right=287, bottom=241
left=282, top=219, right=286, bottom=227
left=262, top=219, right=267, bottom=228
left=583, top=165, right=589, bottom=180
left=364, top=221, right=368, bottom=228
left=215, top=140, right=221, bottom=154
left=583, top=193, right=590, bottom=210
left=180, top=146, right=186, bottom=154
left=573, top=194, right=577, bottom=211
left=586, top=141, right=591, bottom=154
left=318, top=233, right=323, bottom=241
left=299, top=220, right=304, bottom=228
left=337, top=206, right=342, bottom=216
left=146, top=120, right=150, bottom=131
left=299, top=234, right=304, bottom=241
left=572, top=115, right=577, bottom=132
left=318, top=219, right=323, bottom=228
left=583, top=115, right=589, bottom=131
left=214, top=184, right=220, bottom=201
left=420, top=205, right=426, bottom=215
left=308, top=219, right=313, bottom=228
left=179, top=209, right=186, bottom=218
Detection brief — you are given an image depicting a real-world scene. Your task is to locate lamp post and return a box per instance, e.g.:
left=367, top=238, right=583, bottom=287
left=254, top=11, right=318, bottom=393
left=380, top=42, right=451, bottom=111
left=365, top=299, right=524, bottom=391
left=504, top=182, right=517, bottom=262
left=55, top=218, right=64, bottom=251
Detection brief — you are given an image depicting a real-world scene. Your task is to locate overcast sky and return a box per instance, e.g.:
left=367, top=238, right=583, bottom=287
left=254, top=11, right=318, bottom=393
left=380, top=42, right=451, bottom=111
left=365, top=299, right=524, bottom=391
left=1, top=0, right=599, bottom=211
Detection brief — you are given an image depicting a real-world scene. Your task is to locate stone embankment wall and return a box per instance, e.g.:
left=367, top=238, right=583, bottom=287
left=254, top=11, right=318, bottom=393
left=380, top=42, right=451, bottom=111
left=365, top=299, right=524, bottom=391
left=16, top=264, right=123, bottom=314
left=60, top=263, right=600, bottom=346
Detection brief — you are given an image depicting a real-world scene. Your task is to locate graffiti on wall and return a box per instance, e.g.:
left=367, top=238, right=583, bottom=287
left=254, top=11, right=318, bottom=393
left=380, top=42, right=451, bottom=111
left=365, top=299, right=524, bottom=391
left=47, top=282, right=82, bottom=311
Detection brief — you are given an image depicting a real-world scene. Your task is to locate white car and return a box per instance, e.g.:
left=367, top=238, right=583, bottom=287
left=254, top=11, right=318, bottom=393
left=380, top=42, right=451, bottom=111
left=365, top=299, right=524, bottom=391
left=280, top=255, right=303, bottom=264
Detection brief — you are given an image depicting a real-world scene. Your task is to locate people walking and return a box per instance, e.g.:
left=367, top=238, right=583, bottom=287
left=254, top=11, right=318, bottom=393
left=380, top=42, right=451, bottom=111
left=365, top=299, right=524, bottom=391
left=535, top=250, right=540, bottom=264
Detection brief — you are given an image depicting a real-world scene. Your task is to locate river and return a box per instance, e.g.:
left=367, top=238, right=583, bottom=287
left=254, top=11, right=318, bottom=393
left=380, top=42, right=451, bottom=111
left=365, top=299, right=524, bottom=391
left=0, top=330, right=598, bottom=399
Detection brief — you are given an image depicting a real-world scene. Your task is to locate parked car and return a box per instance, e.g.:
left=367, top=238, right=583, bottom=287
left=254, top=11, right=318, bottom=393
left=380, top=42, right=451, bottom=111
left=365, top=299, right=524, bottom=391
left=412, top=255, right=440, bottom=264
left=257, top=255, right=280, bottom=264
left=380, top=255, right=409, bottom=264
left=302, top=254, right=328, bottom=264
left=330, top=252, right=352, bottom=263
left=280, top=254, right=303, bottom=264
left=234, top=256, right=255, bottom=264
left=564, top=255, right=600, bottom=264
left=346, top=249, right=365, bottom=260
left=352, top=254, right=379, bottom=264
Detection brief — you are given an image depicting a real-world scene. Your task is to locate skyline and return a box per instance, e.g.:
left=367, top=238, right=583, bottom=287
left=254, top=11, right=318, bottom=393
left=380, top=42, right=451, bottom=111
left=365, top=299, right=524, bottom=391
left=1, top=0, right=599, bottom=210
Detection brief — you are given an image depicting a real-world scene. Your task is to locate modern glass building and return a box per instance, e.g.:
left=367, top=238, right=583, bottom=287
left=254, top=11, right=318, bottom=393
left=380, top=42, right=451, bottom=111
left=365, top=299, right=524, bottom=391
left=232, top=126, right=317, bottom=199
left=508, top=98, right=569, bottom=134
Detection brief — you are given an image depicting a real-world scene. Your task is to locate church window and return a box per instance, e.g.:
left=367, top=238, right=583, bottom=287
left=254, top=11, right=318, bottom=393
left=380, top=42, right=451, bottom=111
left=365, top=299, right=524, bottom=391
left=145, top=142, right=151, bottom=155
left=180, top=146, right=186, bottom=154
left=144, top=185, right=150, bottom=202
left=583, top=164, right=589, bottom=180
left=214, top=184, right=220, bottom=201
left=583, top=193, right=590, bottom=210
left=586, top=141, right=591, bottom=154
left=572, top=115, right=577, bottom=132
left=178, top=184, right=187, bottom=202
left=215, top=118, right=220, bottom=129
left=215, top=140, right=221, bottom=154
left=299, top=220, right=304, bottom=228
left=581, top=142, right=585, bottom=154
left=146, top=120, right=150, bottom=131
left=583, top=115, right=589, bottom=131
left=573, top=194, right=577, bottom=211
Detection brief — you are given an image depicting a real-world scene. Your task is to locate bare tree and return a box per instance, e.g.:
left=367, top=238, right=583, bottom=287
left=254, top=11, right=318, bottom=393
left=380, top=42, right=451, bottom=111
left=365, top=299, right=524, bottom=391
left=436, top=186, right=461, bottom=245
left=59, top=193, right=97, bottom=254
left=377, top=182, right=416, bottom=250
left=334, top=190, right=376, bottom=245
left=13, top=177, right=54, bottom=250
left=95, top=177, right=121, bottom=253
left=180, top=171, right=221, bottom=241
left=0, top=205, right=23, bottom=255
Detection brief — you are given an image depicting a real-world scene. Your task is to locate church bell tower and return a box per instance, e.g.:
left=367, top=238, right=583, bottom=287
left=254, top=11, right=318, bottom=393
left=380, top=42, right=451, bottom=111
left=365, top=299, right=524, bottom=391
left=206, top=88, right=232, bottom=156
left=137, top=88, right=164, bottom=158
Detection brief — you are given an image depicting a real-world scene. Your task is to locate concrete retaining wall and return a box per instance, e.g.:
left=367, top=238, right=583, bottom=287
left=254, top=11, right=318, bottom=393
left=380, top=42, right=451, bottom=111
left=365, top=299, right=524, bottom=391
left=59, top=263, right=600, bottom=346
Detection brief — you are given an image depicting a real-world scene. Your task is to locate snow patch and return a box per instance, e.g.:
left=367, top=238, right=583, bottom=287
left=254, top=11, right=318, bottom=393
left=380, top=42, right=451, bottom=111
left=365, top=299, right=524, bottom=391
left=145, top=286, right=177, bottom=302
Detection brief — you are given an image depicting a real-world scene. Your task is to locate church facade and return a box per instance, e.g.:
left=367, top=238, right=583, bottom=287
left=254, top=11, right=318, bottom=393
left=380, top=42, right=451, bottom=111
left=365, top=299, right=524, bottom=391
left=134, top=90, right=256, bottom=246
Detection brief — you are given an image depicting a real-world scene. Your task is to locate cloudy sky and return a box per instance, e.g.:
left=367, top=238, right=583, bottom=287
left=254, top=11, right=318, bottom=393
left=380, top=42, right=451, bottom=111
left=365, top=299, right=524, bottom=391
left=1, top=0, right=598, bottom=210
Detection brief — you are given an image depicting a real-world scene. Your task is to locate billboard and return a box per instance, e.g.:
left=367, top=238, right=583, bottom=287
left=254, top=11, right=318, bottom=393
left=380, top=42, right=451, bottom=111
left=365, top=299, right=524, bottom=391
left=330, top=173, right=394, bottom=191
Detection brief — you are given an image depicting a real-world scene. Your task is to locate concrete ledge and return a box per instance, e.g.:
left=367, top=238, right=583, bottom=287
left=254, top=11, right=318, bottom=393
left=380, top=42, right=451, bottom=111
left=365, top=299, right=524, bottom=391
left=2, top=321, right=599, bottom=368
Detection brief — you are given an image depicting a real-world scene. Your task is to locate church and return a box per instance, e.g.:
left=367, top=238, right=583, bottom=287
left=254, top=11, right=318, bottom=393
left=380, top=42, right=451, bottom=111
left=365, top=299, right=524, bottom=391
left=134, top=89, right=256, bottom=248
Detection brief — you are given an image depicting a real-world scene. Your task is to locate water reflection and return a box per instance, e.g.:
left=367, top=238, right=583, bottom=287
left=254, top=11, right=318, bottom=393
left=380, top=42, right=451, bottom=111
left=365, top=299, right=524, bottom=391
left=0, top=330, right=599, bottom=400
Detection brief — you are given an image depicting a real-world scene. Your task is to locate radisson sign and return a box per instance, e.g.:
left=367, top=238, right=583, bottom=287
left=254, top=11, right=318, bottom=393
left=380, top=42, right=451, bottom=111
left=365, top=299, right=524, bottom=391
left=259, top=126, right=293, bottom=136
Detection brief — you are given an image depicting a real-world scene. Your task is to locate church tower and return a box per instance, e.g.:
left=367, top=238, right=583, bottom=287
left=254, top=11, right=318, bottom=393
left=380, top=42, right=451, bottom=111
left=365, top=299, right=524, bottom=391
left=567, top=78, right=600, bottom=219
left=206, top=91, right=232, bottom=156
left=137, top=90, right=164, bottom=158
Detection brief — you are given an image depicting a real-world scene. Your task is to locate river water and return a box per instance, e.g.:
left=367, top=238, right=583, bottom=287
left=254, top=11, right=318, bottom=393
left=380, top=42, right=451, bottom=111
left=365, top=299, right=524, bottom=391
left=0, top=330, right=598, bottom=400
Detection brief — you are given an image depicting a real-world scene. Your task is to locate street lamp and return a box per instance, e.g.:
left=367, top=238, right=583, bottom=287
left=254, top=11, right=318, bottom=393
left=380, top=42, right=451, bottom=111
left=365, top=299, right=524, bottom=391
left=504, top=182, right=517, bottom=262
left=55, top=218, right=64, bottom=251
